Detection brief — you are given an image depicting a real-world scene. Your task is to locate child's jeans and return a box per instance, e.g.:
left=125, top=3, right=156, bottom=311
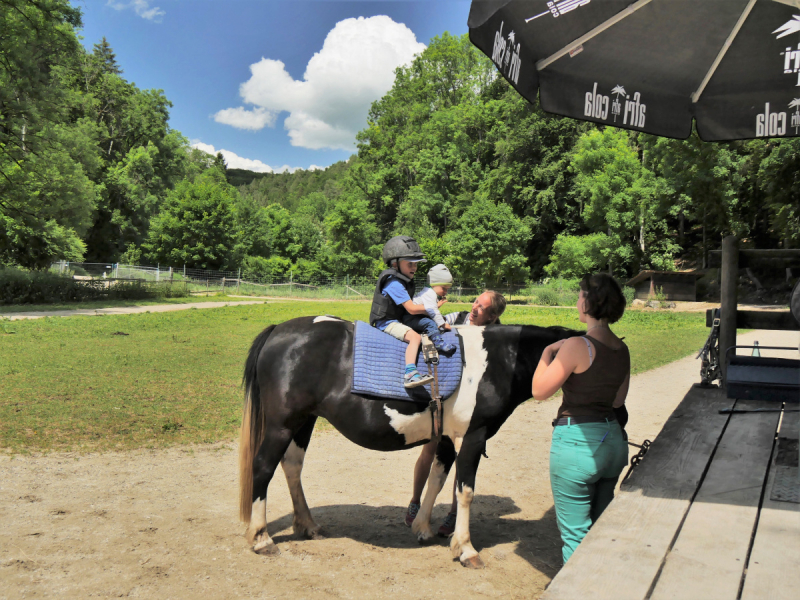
left=400, top=314, right=439, bottom=337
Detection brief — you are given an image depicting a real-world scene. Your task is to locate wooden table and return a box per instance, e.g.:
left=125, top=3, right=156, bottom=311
left=542, top=385, right=799, bottom=600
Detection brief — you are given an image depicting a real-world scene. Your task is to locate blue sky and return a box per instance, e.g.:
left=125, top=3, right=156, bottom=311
left=74, top=0, right=472, bottom=172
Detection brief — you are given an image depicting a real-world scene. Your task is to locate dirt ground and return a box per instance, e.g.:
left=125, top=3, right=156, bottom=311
left=1, top=329, right=795, bottom=600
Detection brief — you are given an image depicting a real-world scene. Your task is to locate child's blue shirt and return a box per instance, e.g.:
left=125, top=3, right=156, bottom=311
left=374, top=278, right=411, bottom=331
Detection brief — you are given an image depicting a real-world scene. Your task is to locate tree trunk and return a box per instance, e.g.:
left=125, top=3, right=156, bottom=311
left=640, top=212, right=645, bottom=252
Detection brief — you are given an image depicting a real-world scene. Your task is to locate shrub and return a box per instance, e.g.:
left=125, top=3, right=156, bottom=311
left=241, top=255, right=292, bottom=281
left=623, top=286, right=635, bottom=306
left=0, top=267, right=187, bottom=305
left=534, top=288, right=561, bottom=306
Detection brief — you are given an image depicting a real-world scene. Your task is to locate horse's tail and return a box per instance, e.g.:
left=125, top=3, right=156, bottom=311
left=239, top=324, right=277, bottom=522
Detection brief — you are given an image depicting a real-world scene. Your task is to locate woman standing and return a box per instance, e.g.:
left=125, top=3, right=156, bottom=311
left=532, top=273, right=630, bottom=564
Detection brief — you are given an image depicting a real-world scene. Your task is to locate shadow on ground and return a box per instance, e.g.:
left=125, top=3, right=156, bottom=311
left=267, top=494, right=562, bottom=576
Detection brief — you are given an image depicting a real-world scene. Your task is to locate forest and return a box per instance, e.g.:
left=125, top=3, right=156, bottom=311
left=2, top=0, right=799, bottom=287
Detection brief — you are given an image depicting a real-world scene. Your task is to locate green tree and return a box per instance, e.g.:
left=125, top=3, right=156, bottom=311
left=754, top=138, right=800, bottom=246
left=642, top=131, right=744, bottom=267
left=0, top=0, right=100, bottom=267
left=571, top=129, right=676, bottom=275
left=143, top=169, right=239, bottom=269
left=446, top=196, right=531, bottom=285
left=545, top=233, right=610, bottom=278
left=321, top=191, right=380, bottom=277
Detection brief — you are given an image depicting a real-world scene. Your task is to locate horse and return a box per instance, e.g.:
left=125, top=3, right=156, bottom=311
left=239, top=315, right=579, bottom=568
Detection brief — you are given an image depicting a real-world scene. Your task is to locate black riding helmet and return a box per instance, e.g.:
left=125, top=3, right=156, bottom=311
left=382, top=235, right=426, bottom=266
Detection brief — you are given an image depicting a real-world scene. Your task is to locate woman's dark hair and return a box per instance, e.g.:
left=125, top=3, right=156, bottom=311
left=579, top=274, right=626, bottom=323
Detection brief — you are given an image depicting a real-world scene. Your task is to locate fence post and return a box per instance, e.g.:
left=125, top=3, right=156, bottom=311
left=221, top=277, right=226, bottom=294
left=206, top=279, right=209, bottom=296
left=237, top=269, right=241, bottom=295
left=156, top=264, right=160, bottom=282
left=346, top=275, right=349, bottom=298
left=719, top=235, right=739, bottom=387
left=183, top=264, right=186, bottom=279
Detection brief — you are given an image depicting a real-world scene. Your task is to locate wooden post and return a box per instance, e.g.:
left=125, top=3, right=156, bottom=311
left=719, top=235, right=739, bottom=387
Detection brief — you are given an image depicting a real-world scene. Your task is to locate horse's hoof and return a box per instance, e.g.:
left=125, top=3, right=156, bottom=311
left=460, top=554, right=485, bottom=569
left=416, top=531, right=434, bottom=545
left=308, top=529, right=326, bottom=540
left=253, top=540, right=280, bottom=556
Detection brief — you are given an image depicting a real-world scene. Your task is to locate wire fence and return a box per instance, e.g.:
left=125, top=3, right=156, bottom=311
left=50, top=261, right=573, bottom=304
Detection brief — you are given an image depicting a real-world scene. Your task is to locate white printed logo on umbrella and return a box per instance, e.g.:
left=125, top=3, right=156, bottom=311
left=526, top=0, right=591, bottom=23
left=585, top=83, right=646, bottom=128
left=776, top=15, right=800, bottom=86
left=790, top=98, right=800, bottom=134
left=491, top=22, right=521, bottom=85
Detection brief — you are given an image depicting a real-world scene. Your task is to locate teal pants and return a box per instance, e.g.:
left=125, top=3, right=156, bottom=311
left=549, top=420, right=628, bottom=564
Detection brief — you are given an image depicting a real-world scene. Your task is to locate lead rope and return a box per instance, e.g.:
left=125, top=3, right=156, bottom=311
left=420, top=335, right=443, bottom=442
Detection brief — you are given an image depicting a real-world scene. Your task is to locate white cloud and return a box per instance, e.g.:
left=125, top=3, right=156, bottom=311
left=215, top=16, right=426, bottom=150
left=190, top=141, right=321, bottom=174
left=213, top=107, right=276, bottom=131
left=107, top=1, right=165, bottom=22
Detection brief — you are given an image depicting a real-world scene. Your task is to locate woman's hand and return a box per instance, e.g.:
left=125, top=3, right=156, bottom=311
left=532, top=338, right=580, bottom=400
left=543, top=339, right=566, bottom=362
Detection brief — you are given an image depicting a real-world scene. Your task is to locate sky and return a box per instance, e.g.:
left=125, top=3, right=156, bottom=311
left=73, top=0, right=472, bottom=173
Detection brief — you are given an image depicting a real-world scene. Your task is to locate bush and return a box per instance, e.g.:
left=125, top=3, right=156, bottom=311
left=534, top=288, right=561, bottom=306
left=241, top=255, right=292, bottom=281
left=0, top=267, right=187, bottom=305
left=623, top=286, right=635, bottom=306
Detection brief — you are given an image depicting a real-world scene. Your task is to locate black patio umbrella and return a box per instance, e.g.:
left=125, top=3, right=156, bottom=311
left=468, top=0, right=800, bottom=140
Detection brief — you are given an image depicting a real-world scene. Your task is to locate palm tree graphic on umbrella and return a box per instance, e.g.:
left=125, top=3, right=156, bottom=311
left=505, top=30, right=516, bottom=67
left=790, top=98, right=800, bottom=133
left=611, top=85, right=626, bottom=122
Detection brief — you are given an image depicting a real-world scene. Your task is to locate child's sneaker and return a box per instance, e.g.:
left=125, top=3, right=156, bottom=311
left=437, top=511, right=457, bottom=537
left=430, top=333, right=457, bottom=357
left=404, top=369, right=434, bottom=388
left=404, top=502, right=420, bottom=527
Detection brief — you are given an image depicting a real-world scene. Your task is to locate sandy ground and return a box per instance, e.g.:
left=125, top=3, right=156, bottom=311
left=1, top=329, right=797, bottom=599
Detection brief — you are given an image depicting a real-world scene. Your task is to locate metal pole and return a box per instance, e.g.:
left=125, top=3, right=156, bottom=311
left=719, top=235, right=739, bottom=387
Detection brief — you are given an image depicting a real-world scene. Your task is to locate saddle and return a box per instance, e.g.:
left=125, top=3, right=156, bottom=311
left=351, top=321, right=464, bottom=404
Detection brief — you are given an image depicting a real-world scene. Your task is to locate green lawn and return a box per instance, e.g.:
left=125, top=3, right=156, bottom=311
left=0, top=301, right=708, bottom=453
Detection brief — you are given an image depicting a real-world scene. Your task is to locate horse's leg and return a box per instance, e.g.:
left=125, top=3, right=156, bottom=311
left=280, top=415, right=323, bottom=540
left=246, top=426, right=293, bottom=556
left=449, top=427, right=487, bottom=569
left=412, top=437, right=456, bottom=543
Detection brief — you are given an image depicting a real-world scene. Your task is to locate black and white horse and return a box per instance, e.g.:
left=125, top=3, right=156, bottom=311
left=239, top=315, right=578, bottom=568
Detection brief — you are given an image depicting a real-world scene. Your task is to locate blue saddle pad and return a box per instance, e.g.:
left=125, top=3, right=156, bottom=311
left=352, top=320, right=464, bottom=403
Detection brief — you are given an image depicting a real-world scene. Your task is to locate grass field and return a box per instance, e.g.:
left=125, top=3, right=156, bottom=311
left=1, top=301, right=709, bottom=453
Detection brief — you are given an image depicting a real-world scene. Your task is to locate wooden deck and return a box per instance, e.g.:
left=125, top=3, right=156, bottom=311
left=542, top=385, right=800, bottom=600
